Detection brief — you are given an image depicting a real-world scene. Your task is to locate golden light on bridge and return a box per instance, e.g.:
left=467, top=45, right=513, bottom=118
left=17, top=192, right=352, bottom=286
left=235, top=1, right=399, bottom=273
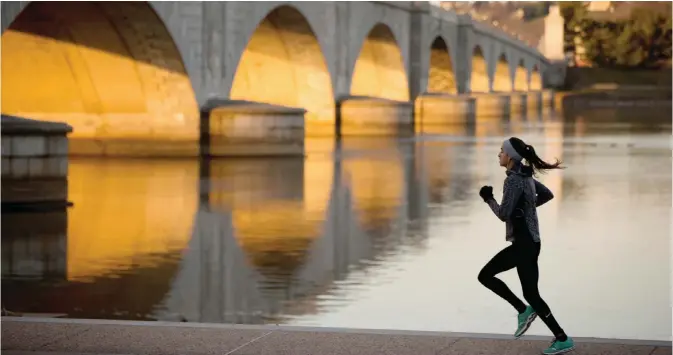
left=229, top=6, right=335, bottom=136
left=493, top=53, right=512, bottom=92
left=427, top=36, right=457, bottom=94
left=470, top=45, right=489, bottom=92
left=514, top=59, right=528, bottom=91
left=350, top=23, right=409, bottom=102
left=530, top=66, right=543, bottom=90
left=1, top=2, right=200, bottom=157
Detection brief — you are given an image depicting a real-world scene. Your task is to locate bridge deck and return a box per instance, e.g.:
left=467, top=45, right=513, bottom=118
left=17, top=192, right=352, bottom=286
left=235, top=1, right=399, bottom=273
left=2, top=317, right=670, bottom=355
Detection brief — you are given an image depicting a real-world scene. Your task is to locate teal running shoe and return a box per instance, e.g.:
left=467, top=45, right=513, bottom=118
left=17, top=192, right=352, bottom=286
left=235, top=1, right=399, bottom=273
left=514, top=305, right=537, bottom=338
left=542, top=337, right=575, bottom=354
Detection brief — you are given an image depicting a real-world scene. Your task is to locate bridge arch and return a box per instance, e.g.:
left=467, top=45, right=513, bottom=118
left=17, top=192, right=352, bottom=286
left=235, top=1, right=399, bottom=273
left=426, top=36, right=456, bottom=94
left=350, top=23, right=409, bottom=101
left=514, top=59, right=528, bottom=91
left=1, top=1, right=199, bottom=156
left=470, top=45, right=489, bottom=93
left=493, top=52, right=512, bottom=92
left=228, top=5, right=335, bottom=128
left=529, top=65, right=543, bottom=90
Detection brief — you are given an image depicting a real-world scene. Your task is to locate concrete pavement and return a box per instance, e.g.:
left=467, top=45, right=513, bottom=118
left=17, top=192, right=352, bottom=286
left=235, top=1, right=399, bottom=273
left=1, top=317, right=670, bottom=355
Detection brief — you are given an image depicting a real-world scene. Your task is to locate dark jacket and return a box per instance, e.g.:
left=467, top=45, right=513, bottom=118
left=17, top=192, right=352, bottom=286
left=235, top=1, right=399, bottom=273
left=486, top=165, right=554, bottom=242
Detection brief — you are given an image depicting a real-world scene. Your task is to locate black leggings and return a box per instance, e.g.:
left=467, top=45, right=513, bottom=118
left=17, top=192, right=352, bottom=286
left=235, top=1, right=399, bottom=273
left=478, top=241, right=566, bottom=337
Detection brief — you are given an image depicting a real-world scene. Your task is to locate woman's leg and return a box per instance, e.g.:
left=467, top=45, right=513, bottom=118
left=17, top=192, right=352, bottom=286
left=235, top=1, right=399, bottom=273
left=478, top=244, right=527, bottom=313
left=516, top=242, right=567, bottom=340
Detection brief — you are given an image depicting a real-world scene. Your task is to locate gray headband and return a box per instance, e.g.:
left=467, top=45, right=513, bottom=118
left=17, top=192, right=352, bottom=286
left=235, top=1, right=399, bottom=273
left=502, top=139, right=523, bottom=162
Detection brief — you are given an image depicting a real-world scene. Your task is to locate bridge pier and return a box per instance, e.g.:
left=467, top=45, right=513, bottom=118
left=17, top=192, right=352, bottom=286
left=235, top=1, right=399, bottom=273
left=414, top=93, right=475, bottom=133
left=200, top=99, right=305, bottom=157
left=337, top=96, right=414, bottom=137
left=472, top=93, right=511, bottom=118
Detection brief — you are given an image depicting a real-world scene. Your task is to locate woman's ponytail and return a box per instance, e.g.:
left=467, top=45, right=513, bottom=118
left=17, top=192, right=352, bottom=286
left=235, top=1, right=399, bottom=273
left=510, top=138, right=564, bottom=176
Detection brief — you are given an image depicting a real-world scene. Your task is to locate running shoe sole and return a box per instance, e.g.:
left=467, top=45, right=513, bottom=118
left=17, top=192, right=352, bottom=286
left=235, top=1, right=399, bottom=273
left=515, top=312, right=538, bottom=338
left=542, top=345, right=575, bottom=355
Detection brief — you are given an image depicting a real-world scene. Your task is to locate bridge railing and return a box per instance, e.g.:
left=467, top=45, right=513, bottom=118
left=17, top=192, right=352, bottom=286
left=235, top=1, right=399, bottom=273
left=423, top=2, right=546, bottom=64
left=470, top=19, right=546, bottom=63
left=427, top=2, right=459, bottom=23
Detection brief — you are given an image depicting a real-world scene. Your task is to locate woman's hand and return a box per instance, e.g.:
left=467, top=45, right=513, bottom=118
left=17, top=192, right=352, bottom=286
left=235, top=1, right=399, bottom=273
left=479, top=185, right=494, bottom=202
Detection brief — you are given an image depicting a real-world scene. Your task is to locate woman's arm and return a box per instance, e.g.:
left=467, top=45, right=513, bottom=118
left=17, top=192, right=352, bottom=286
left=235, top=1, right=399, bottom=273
left=486, top=176, right=523, bottom=222
left=534, top=179, right=554, bottom=207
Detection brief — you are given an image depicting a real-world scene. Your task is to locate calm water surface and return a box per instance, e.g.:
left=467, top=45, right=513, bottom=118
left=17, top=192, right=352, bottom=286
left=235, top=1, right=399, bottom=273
left=3, top=108, right=671, bottom=341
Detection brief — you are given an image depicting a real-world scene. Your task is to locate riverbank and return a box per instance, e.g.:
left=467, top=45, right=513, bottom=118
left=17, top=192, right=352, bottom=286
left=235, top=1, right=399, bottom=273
left=2, top=317, right=670, bottom=355
left=559, top=66, right=672, bottom=111
left=564, top=67, right=672, bottom=90
left=556, top=87, right=672, bottom=112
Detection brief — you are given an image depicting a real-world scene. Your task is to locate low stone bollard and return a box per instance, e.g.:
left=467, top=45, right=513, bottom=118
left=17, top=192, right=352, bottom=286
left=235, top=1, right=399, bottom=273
left=200, top=99, right=306, bottom=157
left=1, top=114, right=72, bottom=208
left=338, top=96, right=414, bottom=137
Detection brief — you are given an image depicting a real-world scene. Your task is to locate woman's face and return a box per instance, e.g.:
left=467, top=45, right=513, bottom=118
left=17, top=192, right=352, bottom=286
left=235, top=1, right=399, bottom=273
left=498, top=146, right=510, bottom=167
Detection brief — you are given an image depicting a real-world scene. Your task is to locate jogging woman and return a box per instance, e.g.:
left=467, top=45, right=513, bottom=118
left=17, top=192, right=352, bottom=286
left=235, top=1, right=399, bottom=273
left=477, top=137, right=574, bottom=355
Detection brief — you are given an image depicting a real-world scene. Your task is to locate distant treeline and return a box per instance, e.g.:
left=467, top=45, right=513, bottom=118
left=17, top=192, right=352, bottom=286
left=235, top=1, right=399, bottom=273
left=561, top=2, right=672, bottom=69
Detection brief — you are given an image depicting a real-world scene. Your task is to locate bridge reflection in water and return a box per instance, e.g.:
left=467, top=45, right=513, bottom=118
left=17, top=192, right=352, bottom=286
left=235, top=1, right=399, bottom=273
left=1, top=134, right=440, bottom=322
left=0, top=115, right=559, bottom=322
left=3, top=109, right=670, bottom=341
left=0, top=109, right=526, bottom=321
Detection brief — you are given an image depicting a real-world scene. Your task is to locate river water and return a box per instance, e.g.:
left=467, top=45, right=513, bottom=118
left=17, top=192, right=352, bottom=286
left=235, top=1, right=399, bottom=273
left=2, top=107, right=671, bottom=341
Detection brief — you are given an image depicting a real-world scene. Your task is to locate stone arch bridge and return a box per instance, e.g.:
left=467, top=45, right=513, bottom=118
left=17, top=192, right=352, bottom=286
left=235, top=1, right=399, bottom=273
left=1, top=1, right=557, bottom=157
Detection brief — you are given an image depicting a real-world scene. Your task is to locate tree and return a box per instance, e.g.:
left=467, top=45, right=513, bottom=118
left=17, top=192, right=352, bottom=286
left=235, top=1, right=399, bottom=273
left=582, top=19, right=623, bottom=67
left=570, top=3, right=672, bottom=69
left=560, top=2, right=588, bottom=54
left=631, top=6, right=673, bottom=67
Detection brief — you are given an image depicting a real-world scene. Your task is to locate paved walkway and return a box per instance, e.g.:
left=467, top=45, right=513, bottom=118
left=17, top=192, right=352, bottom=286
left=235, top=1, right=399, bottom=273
left=2, top=317, right=670, bottom=355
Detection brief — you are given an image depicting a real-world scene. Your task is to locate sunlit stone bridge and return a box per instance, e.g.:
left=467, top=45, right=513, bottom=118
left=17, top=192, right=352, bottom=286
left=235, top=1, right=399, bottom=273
left=1, top=1, right=564, bottom=157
